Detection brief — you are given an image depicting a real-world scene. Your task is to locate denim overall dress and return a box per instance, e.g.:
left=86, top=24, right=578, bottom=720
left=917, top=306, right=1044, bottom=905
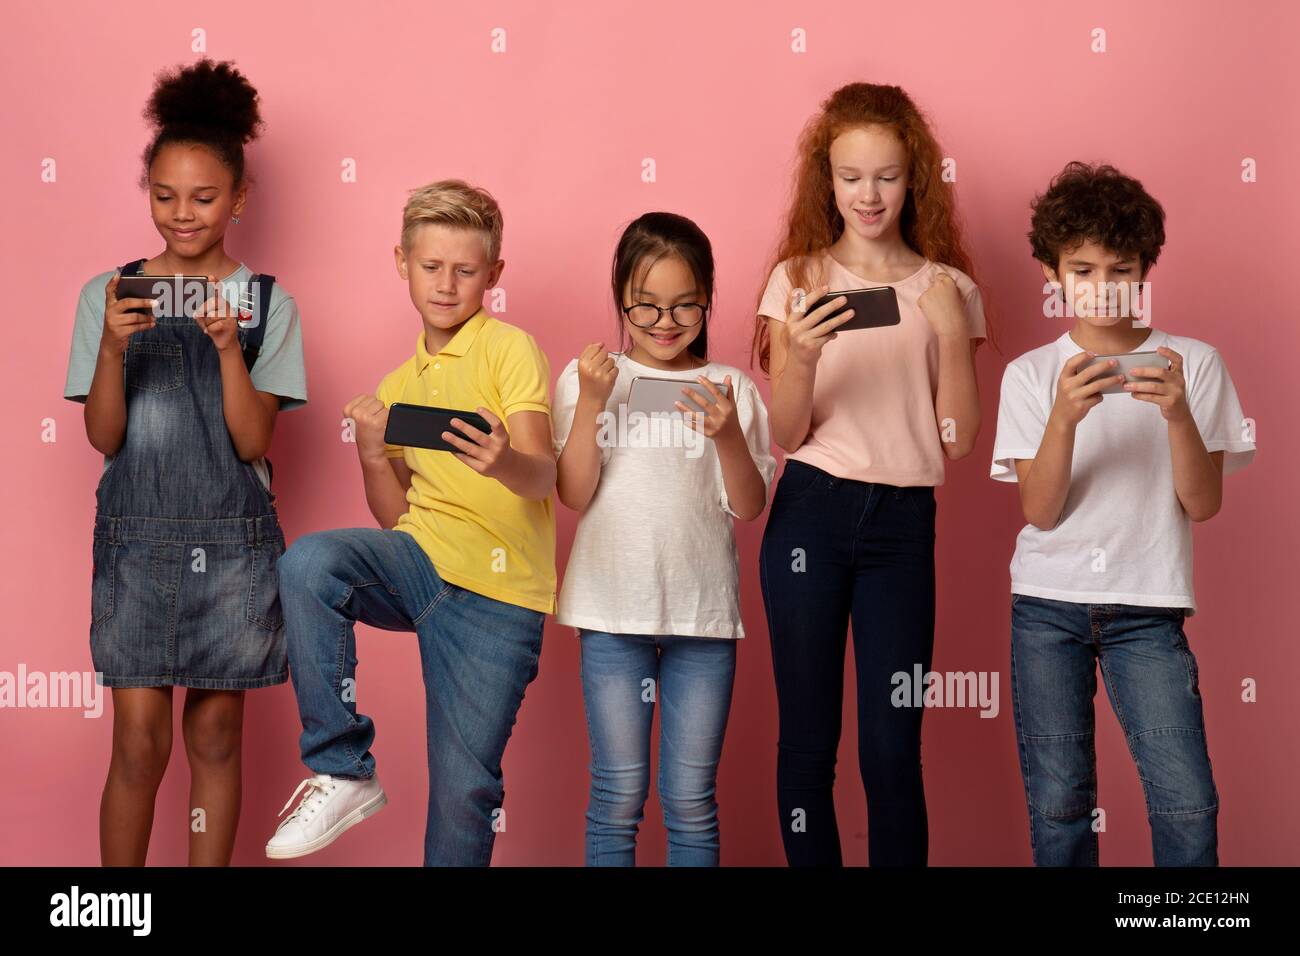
left=90, top=259, right=287, bottom=689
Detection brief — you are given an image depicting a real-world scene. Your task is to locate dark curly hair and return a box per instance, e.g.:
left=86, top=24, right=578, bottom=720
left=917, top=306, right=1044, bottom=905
left=1028, top=162, right=1165, bottom=275
left=138, top=58, right=263, bottom=189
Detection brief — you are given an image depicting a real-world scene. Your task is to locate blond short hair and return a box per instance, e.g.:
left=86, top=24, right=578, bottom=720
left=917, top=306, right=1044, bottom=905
left=400, top=179, right=503, bottom=262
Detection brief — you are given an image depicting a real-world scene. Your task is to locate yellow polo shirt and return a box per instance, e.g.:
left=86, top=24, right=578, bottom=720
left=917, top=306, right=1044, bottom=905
left=376, top=309, right=556, bottom=613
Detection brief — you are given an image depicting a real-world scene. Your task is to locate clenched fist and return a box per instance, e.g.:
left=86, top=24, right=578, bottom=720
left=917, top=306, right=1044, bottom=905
left=344, top=394, right=391, bottom=463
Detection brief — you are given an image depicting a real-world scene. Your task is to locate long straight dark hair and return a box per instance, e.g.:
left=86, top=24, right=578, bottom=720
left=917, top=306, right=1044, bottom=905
left=611, top=212, right=713, bottom=362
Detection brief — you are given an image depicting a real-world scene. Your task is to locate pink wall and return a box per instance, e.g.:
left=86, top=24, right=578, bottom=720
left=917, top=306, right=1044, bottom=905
left=2, top=0, right=1295, bottom=865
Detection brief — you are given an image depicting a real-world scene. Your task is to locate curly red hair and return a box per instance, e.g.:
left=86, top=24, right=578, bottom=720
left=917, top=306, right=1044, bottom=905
left=752, top=82, right=993, bottom=372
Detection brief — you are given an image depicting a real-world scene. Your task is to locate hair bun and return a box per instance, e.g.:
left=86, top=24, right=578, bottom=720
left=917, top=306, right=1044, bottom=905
left=144, top=58, right=263, bottom=144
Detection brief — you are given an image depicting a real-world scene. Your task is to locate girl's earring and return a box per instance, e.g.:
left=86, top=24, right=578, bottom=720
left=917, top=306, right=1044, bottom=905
left=231, top=216, right=241, bottom=224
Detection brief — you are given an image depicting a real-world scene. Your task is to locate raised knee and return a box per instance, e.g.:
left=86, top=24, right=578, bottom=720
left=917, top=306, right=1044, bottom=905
left=277, top=532, right=345, bottom=589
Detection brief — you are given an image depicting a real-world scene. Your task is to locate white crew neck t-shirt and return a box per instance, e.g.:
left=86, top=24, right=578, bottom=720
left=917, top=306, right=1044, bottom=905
left=990, top=328, right=1254, bottom=615
left=553, top=352, right=777, bottom=639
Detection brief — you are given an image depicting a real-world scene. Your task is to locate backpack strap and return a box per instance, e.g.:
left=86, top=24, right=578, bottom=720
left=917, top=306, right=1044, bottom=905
left=117, top=259, right=278, bottom=488
left=119, top=261, right=273, bottom=374
left=241, top=273, right=277, bottom=490
left=238, top=273, right=276, bottom=374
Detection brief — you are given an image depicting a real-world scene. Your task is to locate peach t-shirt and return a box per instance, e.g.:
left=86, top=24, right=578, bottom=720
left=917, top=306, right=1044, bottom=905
left=758, top=253, right=986, bottom=486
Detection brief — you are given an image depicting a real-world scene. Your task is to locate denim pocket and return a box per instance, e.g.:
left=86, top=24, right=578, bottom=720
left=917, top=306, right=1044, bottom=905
left=246, top=537, right=285, bottom=631
left=91, top=535, right=117, bottom=627
left=775, top=460, right=823, bottom=503
left=898, top=486, right=937, bottom=524
left=1177, top=632, right=1202, bottom=698
left=126, top=341, right=184, bottom=393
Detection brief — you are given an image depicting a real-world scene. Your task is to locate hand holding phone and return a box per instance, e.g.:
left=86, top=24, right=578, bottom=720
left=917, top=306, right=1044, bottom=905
left=383, top=402, right=494, bottom=453
left=192, top=276, right=244, bottom=352
left=1080, top=350, right=1172, bottom=395
left=627, top=375, right=731, bottom=416
left=1052, top=351, right=1126, bottom=428
left=1118, top=345, right=1190, bottom=423
left=805, top=285, right=902, bottom=332
left=101, top=273, right=158, bottom=355
left=673, top=374, right=741, bottom=441
left=781, top=283, right=854, bottom=367
left=114, top=274, right=212, bottom=317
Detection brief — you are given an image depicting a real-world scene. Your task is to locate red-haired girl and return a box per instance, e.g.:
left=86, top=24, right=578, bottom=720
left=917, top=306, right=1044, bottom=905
left=754, top=82, right=989, bottom=866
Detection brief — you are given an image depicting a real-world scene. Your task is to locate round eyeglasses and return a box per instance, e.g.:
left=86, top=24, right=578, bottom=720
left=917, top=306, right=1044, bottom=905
left=622, top=302, right=707, bottom=328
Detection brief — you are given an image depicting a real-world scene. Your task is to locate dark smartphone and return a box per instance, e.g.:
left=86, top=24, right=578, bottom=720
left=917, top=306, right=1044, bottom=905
left=115, top=274, right=211, bottom=317
left=805, top=286, right=901, bottom=331
left=383, top=403, right=493, bottom=452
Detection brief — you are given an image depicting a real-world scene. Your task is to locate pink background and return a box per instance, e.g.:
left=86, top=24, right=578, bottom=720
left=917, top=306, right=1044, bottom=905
left=2, top=0, right=1296, bottom=865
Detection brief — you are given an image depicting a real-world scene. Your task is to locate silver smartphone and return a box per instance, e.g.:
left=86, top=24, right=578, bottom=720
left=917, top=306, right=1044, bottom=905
left=1081, top=350, right=1171, bottom=395
left=626, top=375, right=731, bottom=416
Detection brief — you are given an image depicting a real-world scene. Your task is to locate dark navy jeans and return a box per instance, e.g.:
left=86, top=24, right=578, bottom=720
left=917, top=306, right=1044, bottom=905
left=759, top=459, right=936, bottom=866
left=1010, top=593, right=1218, bottom=866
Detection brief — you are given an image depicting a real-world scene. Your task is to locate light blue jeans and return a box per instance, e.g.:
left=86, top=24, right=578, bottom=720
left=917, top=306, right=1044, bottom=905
left=579, top=630, right=737, bottom=866
left=278, top=527, right=544, bottom=867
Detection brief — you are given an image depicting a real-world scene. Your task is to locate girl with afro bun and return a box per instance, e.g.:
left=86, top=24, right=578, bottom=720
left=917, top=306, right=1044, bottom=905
left=62, top=58, right=308, bottom=865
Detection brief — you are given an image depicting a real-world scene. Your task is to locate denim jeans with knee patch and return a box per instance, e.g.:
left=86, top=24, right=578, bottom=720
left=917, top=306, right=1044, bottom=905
left=1010, top=593, right=1218, bottom=866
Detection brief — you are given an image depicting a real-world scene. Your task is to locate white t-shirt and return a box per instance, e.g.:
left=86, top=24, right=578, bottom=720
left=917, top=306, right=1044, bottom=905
left=990, top=328, right=1254, bottom=615
left=553, top=353, right=777, bottom=639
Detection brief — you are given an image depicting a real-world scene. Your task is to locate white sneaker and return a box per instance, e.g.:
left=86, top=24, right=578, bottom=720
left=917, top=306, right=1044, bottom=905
left=265, top=773, right=387, bottom=860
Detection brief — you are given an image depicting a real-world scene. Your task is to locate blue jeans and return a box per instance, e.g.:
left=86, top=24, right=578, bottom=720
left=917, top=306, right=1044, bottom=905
left=579, top=630, right=737, bottom=866
left=277, top=527, right=544, bottom=866
left=1010, top=594, right=1218, bottom=866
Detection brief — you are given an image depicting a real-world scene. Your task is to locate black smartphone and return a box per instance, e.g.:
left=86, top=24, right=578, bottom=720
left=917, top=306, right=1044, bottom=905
left=383, top=403, right=493, bottom=452
left=115, top=275, right=212, bottom=317
left=805, top=286, right=901, bottom=331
